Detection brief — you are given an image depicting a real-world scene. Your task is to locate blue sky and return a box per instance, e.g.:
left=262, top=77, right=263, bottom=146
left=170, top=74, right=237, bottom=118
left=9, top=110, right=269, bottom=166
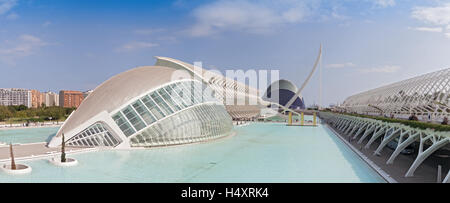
left=1, top=0, right=450, bottom=107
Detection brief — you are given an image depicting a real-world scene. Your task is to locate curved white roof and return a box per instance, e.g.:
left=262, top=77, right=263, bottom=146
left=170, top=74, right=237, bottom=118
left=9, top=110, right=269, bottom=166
left=57, top=65, right=182, bottom=137
left=155, top=56, right=261, bottom=95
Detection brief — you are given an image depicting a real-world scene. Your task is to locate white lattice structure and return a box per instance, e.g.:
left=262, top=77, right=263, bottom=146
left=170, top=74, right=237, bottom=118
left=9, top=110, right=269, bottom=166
left=320, top=112, right=450, bottom=178
left=341, top=68, right=450, bottom=122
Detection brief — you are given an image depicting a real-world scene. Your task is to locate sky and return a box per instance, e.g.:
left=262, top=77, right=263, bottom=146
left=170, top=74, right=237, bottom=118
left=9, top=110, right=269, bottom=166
left=1, top=0, right=450, bottom=107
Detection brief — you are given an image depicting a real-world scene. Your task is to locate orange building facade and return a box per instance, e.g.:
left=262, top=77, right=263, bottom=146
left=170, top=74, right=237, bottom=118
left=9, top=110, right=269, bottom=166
left=59, top=90, right=84, bottom=108
left=31, top=90, right=45, bottom=108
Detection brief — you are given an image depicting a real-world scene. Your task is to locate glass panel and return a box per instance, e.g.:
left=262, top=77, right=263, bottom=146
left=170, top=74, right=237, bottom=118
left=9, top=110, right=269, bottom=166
left=182, top=81, right=201, bottom=104
left=132, top=100, right=157, bottom=125
left=150, top=92, right=174, bottom=114
left=113, top=113, right=136, bottom=137
left=141, top=95, right=165, bottom=119
left=85, top=138, right=94, bottom=146
left=170, top=83, right=193, bottom=107
left=92, top=126, right=99, bottom=134
left=89, top=128, right=96, bottom=135
left=103, top=134, right=113, bottom=146
left=122, top=106, right=146, bottom=132
left=107, top=132, right=118, bottom=145
left=129, top=103, right=232, bottom=147
left=165, top=85, right=188, bottom=108
left=81, top=139, right=89, bottom=146
left=158, top=88, right=182, bottom=111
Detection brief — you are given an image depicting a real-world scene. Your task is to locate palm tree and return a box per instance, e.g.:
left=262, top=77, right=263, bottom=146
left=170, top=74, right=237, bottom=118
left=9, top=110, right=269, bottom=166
left=61, top=133, right=66, bottom=163
left=10, top=144, right=16, bottom=170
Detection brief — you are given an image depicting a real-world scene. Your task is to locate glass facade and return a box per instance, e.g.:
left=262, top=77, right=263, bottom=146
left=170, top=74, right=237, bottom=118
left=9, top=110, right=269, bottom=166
left=111, top=80, right=232, bottom=147
left=129, top=103, right=232, bottom=147
left=66, top=122, right=122, bottom=147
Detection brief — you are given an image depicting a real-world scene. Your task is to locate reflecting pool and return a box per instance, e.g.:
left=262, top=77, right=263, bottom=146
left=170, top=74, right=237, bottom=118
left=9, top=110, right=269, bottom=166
left=0, top=127, right=59, bottom=144
left=0, top=122, right=385, bottom=183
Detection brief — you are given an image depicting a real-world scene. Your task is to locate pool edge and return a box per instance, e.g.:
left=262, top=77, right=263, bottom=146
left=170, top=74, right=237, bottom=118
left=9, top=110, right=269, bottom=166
left=323, top=123, right=397, bottom=183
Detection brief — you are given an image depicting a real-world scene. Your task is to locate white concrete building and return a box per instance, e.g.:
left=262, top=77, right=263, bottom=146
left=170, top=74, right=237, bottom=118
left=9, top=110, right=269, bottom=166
left=44, top=92, right=59, bottom=107
left=0, top=88, right=32, bottom=108
left=48, top=57, right=271, bottom=149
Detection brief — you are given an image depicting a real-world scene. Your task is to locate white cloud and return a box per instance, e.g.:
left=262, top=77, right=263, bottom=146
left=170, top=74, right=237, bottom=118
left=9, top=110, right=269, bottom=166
left=360, top=65, right=401, bottom=73
left=42, top=21, right=52, bottom=27
left=409, top=26, right=443, bottom=33
left=186, top=0, right=313, bottom=37
left=446, top=33, right=450, bottom=39
left=133, top=28, right=165, bottom=35
left=115, top=42, right=158, bottom=52
left=0, top=0, right=17, bottom=15
left=6, top=12, right=17, bottom=20
left=373, top=0, right=395, bottom=8
left=411, top=3, right=450, bottom=39
left=326, top=62, right=356, bottom=69
left=0, top=34, right=48, bottom=65
left=412, top=3, right=450, bottom=25
left=185, top=0, right=398, bottom=37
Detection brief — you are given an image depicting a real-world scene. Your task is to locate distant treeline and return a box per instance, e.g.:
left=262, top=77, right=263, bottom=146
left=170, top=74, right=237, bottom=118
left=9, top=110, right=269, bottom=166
left=0, top=105, right=76, bottom=122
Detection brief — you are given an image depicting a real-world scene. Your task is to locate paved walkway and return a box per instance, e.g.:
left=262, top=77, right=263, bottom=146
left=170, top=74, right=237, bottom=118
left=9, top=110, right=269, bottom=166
left=0, top=124, right=62, bottom=131
left=0, top=143, right=94, bottom=163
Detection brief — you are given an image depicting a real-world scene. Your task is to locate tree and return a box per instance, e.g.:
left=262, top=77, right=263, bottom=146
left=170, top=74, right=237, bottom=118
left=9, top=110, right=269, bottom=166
left=10, top=144, right=16, bottom=170
left=61, top=133, right=66, bottom=163
left=408, top=114, right=418, bottom=121
left=0, top=106, right=13, bottom=121
left=15, top=105, right=28, bottom=111
left=15, top=111, right=28, bottom=119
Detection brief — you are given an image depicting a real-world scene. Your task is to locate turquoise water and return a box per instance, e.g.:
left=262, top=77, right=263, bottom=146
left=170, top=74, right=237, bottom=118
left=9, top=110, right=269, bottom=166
left=0, top=123, right=384, bottom=183
left=0, top=127, right=59, bottom=144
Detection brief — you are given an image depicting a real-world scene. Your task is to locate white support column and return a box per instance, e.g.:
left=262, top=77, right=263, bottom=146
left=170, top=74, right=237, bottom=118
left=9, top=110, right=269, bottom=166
left=336, top=119, right=343, bottom=128
left=349, top=121, right=363, bottom=136
left=364, top=126, right=388, bottom=149
left=344, top=121, right=356, bottom=134
left=341, top=119, right=351, bottom=130
left=387, top=132, right=420, bottom=164
left=338, top=121, right=346, bottom=131
left=358, top=125, right=377, bottom=144
left=344, top=122, right=355, bottom=134
left=405, top=136, right=450, bottom=177
left=338, top=120, right=349, bottom=131
left=374, top=128, right=402, bottom=155
left=333, top=119, right=341, bottom=128
left=333, top=119, right=340, bottom=128
left=353, top=122, right=368, bottom=139
left=444, top=170, right=450, bottom=183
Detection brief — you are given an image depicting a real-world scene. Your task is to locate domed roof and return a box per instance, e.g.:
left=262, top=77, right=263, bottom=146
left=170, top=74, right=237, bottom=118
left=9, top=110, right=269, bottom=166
left=57, top=65, right=185, bottom=136
left=264, top=79, right=299, bottom=98
left=263, top=79, right=305, bottom=109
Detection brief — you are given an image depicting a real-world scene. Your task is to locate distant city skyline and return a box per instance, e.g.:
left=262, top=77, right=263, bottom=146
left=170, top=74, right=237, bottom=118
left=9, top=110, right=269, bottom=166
left=1, top=0, right=450, bottom=106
